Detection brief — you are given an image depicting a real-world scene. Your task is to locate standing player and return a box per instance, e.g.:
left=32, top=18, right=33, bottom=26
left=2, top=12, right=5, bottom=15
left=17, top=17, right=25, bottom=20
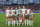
left=22, top=5, right=27, bottom=26
left=22, top=5, right=27, bottom=14
left=18, top=6, right=21, bottom=14
left=11, top=7, right=15, bottom=26
left=29, top=10, right=34, bottom=26
left=19, top=10, right=23, bottom=26
left=15, top=7, right=18, bottom=26
left=27, top=7, right=31, bottom=26
left=5, top=7, right=10, bottom=24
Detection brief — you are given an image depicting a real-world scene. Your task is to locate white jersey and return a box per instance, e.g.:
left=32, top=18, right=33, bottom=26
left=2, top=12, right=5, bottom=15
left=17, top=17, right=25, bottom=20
left=29, top=12, right=34, bottom=18
left=22, top=9, right=27, bottom=17
left=14, top=13, right=18, bottom=18
left=27, top=9, right=30, bottom=14
left=8, top=13, right=12, bottom=17
left=14, top=13, right=18, bottom=16
left=6, top=10, right=10, bottom=17
left=19, top=12, right=23, bottom=17
left=14, top=10, right=18, bottom=16
left=24, top=13, right=28, bottom=16
left=22, top=9, right=27, bottom=14
left=29, top=12, right=34, bottom=16
left=11, top=10, right=15, bottom=14
left=15, top=10, right=18, bottom=13
left=6, top=10, right=10, bottom=14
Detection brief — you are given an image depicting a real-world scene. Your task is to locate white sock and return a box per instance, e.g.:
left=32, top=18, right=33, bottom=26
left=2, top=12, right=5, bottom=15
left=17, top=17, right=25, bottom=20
left=12, top=21, right=14, bottom=26
left=14, top=20, right=15, bottom=26
left=8, top=21, right=10, bottom=26
left=19, top=23, right=20, bottom=26
left=29, top=20, right=31, bottom=26
left=6, top=19, right=7, bottom=24
left=25, top=20, right=26, bottom=26
left=27, top=20, right=28, bottom=26
left=31, top=21, right=33, bottom=26
left=16, top=20, right=18, bottom=26
left=10, top=18, right=12, bottom=24
left=22, top=23, right=23, bottom=26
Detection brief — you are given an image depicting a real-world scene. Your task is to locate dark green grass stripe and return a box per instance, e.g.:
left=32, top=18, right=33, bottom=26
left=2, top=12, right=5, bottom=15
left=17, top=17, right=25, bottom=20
left=0, top=13, right=40, bottom=27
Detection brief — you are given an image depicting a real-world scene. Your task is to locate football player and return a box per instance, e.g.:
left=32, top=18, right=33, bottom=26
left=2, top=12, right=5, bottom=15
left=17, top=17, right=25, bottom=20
left=8, top=10, right=12, bottom=26
left=11, top=7, right=15, bottom=26
left=5, top=7, right=10, bottom=24
left=24, top=10, right=28, bottom=26
left=15, top=7, right=18, bottom=26
left=18, top=6, right=21, bottom=14
left=27, top=7, right=30, bottom=26
left=18, top=10, right=23, bottom=26
left=29, top=10, right=34, bottom=26
left=14, top=11, right=18, bottom=26
left=22, top=6, right=27, bottom=26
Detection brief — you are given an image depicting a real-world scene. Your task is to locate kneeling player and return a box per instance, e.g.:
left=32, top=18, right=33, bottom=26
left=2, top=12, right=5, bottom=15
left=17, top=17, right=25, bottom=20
left=19, top=10, right=23, bottom=26
left=24, top=10, right=28, bottom=26
left=8, top=10, right=12, bottom=26
left=11, top=7, right=15, bottom=26
left=29, top=11, right=33, bottom=26
left=27, top=7, right=31, bottom=26
left=14, top=11, right=18, bottom=26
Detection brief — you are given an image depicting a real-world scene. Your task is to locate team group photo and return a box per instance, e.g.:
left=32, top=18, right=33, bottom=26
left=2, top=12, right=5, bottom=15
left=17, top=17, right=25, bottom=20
left=0, top=0, right=40, bottom=27
left=5, top=5, right=34, bottom=26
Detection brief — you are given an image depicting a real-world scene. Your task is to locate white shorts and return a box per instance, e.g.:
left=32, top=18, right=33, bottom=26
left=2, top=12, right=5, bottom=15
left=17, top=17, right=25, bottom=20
left=8, top=14, right=12, bottom=17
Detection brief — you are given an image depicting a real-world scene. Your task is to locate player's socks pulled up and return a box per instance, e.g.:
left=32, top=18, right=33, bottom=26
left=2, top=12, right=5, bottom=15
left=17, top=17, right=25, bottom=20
left=12, top=21, right=14, bottom=26
left=22, top=23, right=23, bottom=26
left=14, top=20, right=15, bottom=26
left=16, top=20, right=18, bottom=26
left=27, top=20, right=29, bottom=26
left=6, top=19, right=7, bottom=24
left=25, top=20, right=26, bottom=26
left=29, top=20, right=31, bottom=26
left=8, top=21, right=10, bottom=26
left=19, top=23, right=20, bottom=26
left=31, top=21, right=33, bottom=26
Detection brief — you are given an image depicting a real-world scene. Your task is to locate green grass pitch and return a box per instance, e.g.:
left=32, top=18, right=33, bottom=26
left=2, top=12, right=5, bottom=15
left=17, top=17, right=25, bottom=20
left=0, top=13, right=40, bottom=27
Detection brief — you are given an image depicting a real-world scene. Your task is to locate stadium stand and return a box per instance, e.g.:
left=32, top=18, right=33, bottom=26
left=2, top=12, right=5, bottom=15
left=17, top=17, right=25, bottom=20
left=0, top=0, right=40, bottom=13
left=0, top=0, right=40, bottom=4
left=33, top=0, right=39, bottom=4
left=29, top=0, right=33, bottom=3
left=24, top=0, right=29, bottom=4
